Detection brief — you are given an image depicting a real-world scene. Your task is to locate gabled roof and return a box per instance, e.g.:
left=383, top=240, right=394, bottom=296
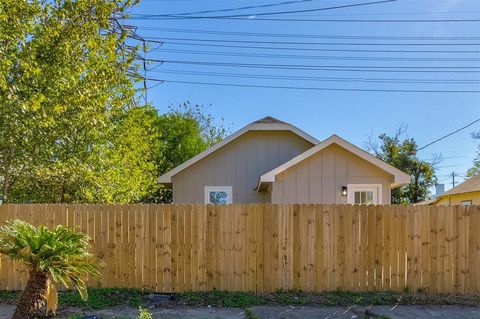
left=437, top=174, right=480, bottom=198
left=253, top=116, right=288, bottom=124
left=158, top=116, right=319, bottom=183
left=416, top=175, right=479, bottom=205
left=258, top=134, right=411, bottom=189
left=414, top=198, right=436, bottom=206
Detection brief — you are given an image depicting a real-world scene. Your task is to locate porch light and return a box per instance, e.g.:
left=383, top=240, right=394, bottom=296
left=341, top=186, right=348, bottom=196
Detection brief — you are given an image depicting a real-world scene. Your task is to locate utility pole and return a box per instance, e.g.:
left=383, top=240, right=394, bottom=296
left=111, top=16, right=148, bottom=105
left=143, top=40, right=148, bottom=105
left=451, top=172, right=457, bottom=188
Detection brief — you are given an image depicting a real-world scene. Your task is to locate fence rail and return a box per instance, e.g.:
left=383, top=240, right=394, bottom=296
left=0, top=204, right=477, bottom=294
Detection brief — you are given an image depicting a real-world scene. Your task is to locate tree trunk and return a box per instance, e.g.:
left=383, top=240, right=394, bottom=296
left=12, top=270, right=48, bottom=319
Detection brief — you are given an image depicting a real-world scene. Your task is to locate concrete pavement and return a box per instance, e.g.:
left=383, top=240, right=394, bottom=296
left=1, top=304, right=480, bottom=318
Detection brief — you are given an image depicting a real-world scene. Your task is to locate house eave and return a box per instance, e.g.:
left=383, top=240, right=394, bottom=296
left=157, top=118, right=319, bottom=184
left=259, top=134, right=411, bottom=188
left=158, top=175, right=172, bottom=184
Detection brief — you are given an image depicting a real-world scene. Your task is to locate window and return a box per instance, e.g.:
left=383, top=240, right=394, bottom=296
left=204, top=186, right=233, bottom=205
left=354, top=191, right=374, bottom=205
left=461, top=200, right=472, bottom=206
left=347, top=184, right=382, bottom=205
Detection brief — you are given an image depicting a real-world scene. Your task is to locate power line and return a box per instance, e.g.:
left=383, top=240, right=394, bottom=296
left=437, top=164, right=471, bottom=169
left=153, top=48, right=480, bottom=61
left=157, top=0, right=316, bottom=16
left=133, top=0, right=397, bottom=19
left=255, top=9, right=480, bottom=18
left=153, top=40, right=480, bottom=54
left=420, top=155, right=469, bottom=161
left=144, top=36, right=480, bottom=46
left=142, top=58, right=480, bottom=73
left=146, top=81, right=165, bottom=90
left=149, top=69, right=480, bottom=84
left=134, top=2, right=480, bottom=17
left=148, top=39, right=480, bottom=53
left=136, top=26, right=480, bottom=40
left=146, top=77, right=480, bottom=93
left=129, top=15, right=480, bottom=22
left=418, top=118, right=480, bottom=151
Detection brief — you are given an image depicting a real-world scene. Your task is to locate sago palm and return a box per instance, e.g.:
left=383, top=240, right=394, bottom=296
left=0, top=219, right=101, bottom=318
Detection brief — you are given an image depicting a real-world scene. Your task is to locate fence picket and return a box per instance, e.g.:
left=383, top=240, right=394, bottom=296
left=0, top=204, right=478, bottom=294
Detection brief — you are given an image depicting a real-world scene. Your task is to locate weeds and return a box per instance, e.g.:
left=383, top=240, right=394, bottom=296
left=244, top=308, right=260, bottom=319
left=181, top=290, right=262, bottom=308
left=137, top=307, right=153, bottom=319
left=60, top=288, right=145, bottom=309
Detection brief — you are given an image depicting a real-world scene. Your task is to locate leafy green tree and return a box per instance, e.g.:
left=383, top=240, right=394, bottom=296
left=0, top=0, right=139, bottom=203
left=367, top=128, right=438, bottom=204
left=466, top=132, right=480, bottom=177
left=0, top=0, right=227, bottom=204
left=158, top=102, right=226, bottom=174
left=143, top=102, right=227, bottom=203
left=87, top=105, right=163, bottom=203
left=0, top=220, right=101, bottom=318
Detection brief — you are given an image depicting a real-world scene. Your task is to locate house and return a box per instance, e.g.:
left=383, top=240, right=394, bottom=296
left=158, top=117, right=410, bottom=205
left=420, top=174, right=479, bottom=206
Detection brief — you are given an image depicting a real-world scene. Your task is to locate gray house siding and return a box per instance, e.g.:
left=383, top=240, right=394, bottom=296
left=171, top=130, right=315, bottom=204
left=271, top=144, right=393, bottom=204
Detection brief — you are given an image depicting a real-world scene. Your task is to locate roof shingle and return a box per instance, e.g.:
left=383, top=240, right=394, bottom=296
left=439, top=174, right=480, bottom=197
left=252, top=116, right=287, bottom=124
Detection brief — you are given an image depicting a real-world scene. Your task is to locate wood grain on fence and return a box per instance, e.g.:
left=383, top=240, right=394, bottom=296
left=0, top=204, right=477, bottom=294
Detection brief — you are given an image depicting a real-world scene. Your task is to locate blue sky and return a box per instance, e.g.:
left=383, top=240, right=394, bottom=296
left=127, top=0, right=480, bottom=191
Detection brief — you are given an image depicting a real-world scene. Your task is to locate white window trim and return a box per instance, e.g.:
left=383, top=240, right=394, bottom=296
left=204, top=186, right=233, bottom=204
left=347, top=184, right=383, bottom=205
left=461, top=200, right=472, bottom=206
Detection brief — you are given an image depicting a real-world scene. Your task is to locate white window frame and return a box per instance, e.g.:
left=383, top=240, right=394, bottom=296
left=347, top=184, right=383, bottom=205
left=204, top=186, right=233, bottom=205
left=461, top=200, right=472, bottom=207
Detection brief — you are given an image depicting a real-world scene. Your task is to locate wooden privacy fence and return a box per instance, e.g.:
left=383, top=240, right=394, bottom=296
left=0, top=204, right=478, bottom=294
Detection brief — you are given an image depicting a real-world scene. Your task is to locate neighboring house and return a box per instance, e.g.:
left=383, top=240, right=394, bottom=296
left=420, top=175, right=480, bottom=206
left=158, top=116, right=410, bottom=205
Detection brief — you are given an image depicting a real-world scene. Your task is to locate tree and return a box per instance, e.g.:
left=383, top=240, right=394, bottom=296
left=158, top=102, right=226, bottom=174
left=0, top=0, right=227, bottom=204
left=143, top=102, right=227, bottom=203
left=0, top=220, right=101, bottom=318
left=367, top=127, right=438, bottom=204
left=466, top=132, right=480, bottom=177
left=86, top=105, right=163, bottom=203
left=0, top=0, right=228, bottom=204
left=0, top=0, right=139, bottom=203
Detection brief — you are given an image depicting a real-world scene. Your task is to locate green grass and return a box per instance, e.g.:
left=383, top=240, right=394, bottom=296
left=180, top=290, right=392, bottom=307
left=179, top=289, right=480, bottom=308
left=244, top=308, right=260, bottom=319
left=0, top=290, right=19, bottom=301
left=181, top=290, right=262, bottom=308
left=60, top=288, right=145, bottom=309
left=0, top=288, right=146, bottom=310
left=1, top=288, right=478, bottom=313
left=319, top=290, right=400, bottom=306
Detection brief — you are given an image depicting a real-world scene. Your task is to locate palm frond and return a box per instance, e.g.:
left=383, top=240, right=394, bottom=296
left=0, top=220, right=102, bottom=300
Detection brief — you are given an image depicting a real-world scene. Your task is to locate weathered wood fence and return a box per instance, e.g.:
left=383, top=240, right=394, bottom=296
left=0, top=204, right=477, bottom=294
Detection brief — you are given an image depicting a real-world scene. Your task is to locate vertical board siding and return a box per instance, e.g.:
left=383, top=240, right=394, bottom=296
left=0, top=204, right=478, bottom=294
